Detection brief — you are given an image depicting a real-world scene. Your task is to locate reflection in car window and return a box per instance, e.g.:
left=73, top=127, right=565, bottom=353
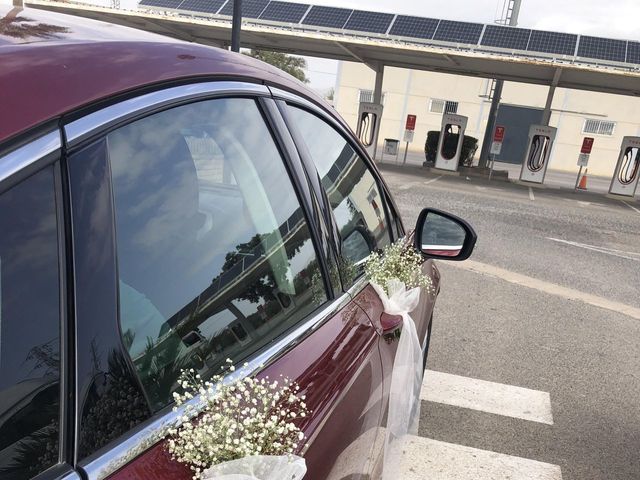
left=108, top=98, right=327, bottom=410
left=0, top=167, right=61, bottom=479
left=286, top=106, right=391, bottom=284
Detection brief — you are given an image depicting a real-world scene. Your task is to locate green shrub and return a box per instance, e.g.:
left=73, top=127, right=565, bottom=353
left=424, top=131, right=479, bottom=167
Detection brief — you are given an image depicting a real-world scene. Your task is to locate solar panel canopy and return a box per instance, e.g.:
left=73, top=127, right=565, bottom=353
left=433, top=20, right=484, bottom=44
left=179, top=0, right=226, bottom=14
left=218, top=0, right=268, bottom=18
left=259, top=1, right=309, bottom=23
left=481, top=25, right=531, bottom=50
left=139, top=0, right=182, bottom=9
left=388, top=15, right=439, bottom=40
left=301, top=6, right=352, bottom=29
left=626, top=42, right=640, bottom=64
left=526, top=30, right=577, bottom=56
left=578, top=35, right=626, bottom=63
left=136, top=0, right=640, bottom=67
left=343, top=10, right=394, bottom=34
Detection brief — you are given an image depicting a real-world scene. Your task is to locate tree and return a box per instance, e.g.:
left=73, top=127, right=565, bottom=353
left=245, top=49, right=309, bottom=83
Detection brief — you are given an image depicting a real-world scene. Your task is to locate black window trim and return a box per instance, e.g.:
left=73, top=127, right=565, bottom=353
left=257, top=97, right=337, bottom=300
left=274, top=92, right=404, bottom=295
left=0, top=134, right=77, bottom=479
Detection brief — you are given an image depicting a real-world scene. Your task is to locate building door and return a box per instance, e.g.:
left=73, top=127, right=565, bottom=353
left=494, top=104, right=544, bottom=164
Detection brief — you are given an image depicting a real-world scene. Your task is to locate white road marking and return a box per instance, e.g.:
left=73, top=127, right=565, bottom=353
left=547, top=237, right=640, bottom=262
left=424, top=175, right=442, bottom=185
left=621, top=200, right=640, bottom=214
left=421, top=370, right=553, bottom=425
left=444, top=259, right=640, bottom=321
left=395, top=436, right=563, bottom=480
left=528, top=187, right=535, bottom=201
left=397, top=176, right=442, bottom=191
left=475, top=185, right=487, bottom=191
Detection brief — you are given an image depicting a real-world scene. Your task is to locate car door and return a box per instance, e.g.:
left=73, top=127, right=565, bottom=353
left=62, top=83, right=384, bottom=480
left=276, top=95, right=437, bottom=474
left=0, top=133, right=82, bottom=480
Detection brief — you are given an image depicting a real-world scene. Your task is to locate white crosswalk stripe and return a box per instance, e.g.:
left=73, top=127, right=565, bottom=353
left=395, top=437, right=562, bottom=480
left=398, top=369, right=563, bottom=479
left=421, top=370, right=554, bottom=424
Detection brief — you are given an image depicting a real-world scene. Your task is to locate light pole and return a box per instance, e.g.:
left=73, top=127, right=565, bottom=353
left=231, top=0, right=242, bottom=52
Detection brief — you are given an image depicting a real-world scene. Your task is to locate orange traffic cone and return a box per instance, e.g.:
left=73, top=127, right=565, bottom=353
left=577, top=169, right=588, bottom=190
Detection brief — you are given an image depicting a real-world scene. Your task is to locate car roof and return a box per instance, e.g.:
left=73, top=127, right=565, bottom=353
left=0, top=5, right=329, bottom=145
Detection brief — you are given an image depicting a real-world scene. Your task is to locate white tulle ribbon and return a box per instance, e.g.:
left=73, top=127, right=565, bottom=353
left=201, top=454, right=306, bottom=480
left=371, top=279, right=423, bottom=480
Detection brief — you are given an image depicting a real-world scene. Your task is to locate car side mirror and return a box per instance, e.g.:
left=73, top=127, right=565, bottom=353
left=414, top=208, right=477, bottom=261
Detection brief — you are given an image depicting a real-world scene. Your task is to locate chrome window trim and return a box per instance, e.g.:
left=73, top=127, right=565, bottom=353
left=60, top=472, right=83, bottom=480
left=0, top=130, right=60, bottom=184
left=79, top=292, right=353, bottom=480
left=65, top=81, right=270, bottom=145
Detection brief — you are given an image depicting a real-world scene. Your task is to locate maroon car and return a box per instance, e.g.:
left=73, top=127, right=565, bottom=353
left=0, top=6, right=476, bottom=480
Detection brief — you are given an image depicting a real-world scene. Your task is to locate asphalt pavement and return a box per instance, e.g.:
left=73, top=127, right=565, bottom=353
left=381, top=163, right=640, bottom=480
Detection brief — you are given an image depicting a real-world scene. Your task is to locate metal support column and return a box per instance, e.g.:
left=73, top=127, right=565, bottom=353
left=542, top=68, right=562, bottom=125
left=372, top=62, right=385, bottom=160
left=478, top=80, right=504, bottom=168
left=231, top=0, right=242, bottom=52
left=478, top=0, right=521, bottom=169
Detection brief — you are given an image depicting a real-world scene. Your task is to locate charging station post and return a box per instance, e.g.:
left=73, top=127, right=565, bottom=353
left=609, top=136, right=640, bottom=197
left=489, top=125, right=505, bottom=181
left=519, top=124, right=557, bottom=184
left=574, top=137, right=594, bottom=191
left=435, top=113, right=468, bottom=172
left=402, top=114, right=417, bottom=165
left=356, top=102, right=384, bottom=160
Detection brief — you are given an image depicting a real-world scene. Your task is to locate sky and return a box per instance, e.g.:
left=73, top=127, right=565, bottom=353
left=288, top=0, right=640, bottom=92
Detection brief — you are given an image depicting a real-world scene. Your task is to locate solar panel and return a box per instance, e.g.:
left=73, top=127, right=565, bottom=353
left=481, top=25, right=531, bottom=50
left=218, top=0, right=269, bottom=18
left=433, top=20, right=483, bottom=45
left=178, top=0, right=226, bottom=14
left=301, top=6, right=352, bottom=29
left=578, top=35, right=626, bottom=63
left=388, top=15, right=438, bottom=40
left=139, top=0, right=183, bottom=9
left=343, top=10, right=394, bottom=34
left=626, top=41, right=640, bottom=64
left=259, top=1, right=309, bottom=23
left=527, top=30, right=577, bottom=56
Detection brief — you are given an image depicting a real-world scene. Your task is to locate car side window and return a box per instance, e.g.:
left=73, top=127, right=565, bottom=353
left=108, top=98, right=327, bottom=411
left=0, top=166, right=62, bottom=479
left=285, top=106, right=392, bottom=283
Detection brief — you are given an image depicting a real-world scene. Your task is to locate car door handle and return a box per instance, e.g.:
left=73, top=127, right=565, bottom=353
left=381, top=312, right=403, bottom=333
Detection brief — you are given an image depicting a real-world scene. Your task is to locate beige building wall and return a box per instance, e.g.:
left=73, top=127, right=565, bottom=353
left=334, top=61, right=640, bottom=177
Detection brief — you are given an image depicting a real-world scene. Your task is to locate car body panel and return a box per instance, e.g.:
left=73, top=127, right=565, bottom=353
left=0, top=7, right=446, bottom=480
left=105, top=300, right=383, bottom=480
left=0, top=6, right=329, bottom=145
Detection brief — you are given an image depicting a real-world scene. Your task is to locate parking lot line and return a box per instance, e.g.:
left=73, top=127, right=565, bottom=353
left=445, top=260, right=640, bottom=321
left=547, top=237, right=640, bottom=262
left=424, top=175, right=442, bottom=185
left=421, top=370, right=554, bottom=425
left=529, top=187, right=535, bottom=201
left=395, top=436, right=563, bottom=480
left=621, top=200, right=640, bottom=214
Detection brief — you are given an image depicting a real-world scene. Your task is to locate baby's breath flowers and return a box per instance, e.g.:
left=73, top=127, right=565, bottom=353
left=364, top=239, right=434, bottom=295
left=165, top=360, right=309, bottom=480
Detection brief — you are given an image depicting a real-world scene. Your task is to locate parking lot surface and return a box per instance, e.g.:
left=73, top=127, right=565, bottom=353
left=382, top=164, right=640, bottom=480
